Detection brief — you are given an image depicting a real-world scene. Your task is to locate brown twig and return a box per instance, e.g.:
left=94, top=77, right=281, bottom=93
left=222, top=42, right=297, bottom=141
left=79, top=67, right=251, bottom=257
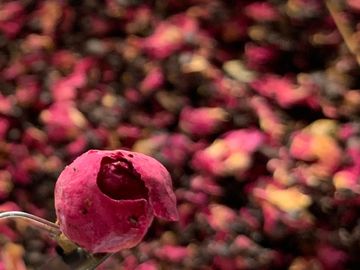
left=325, top=0, right=360, bottom=65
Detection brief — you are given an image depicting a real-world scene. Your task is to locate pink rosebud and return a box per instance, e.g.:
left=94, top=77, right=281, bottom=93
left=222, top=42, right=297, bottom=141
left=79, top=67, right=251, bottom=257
left=55, top=149, right=178, bottom=253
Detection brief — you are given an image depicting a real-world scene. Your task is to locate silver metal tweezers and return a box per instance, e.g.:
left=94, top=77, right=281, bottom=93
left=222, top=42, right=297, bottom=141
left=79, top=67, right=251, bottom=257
left=0, top=211, right=112, bottom=270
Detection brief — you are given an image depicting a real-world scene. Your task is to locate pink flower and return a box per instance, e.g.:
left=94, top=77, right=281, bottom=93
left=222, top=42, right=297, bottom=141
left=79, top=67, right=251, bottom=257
left=54, top=149, right=178, bottom=253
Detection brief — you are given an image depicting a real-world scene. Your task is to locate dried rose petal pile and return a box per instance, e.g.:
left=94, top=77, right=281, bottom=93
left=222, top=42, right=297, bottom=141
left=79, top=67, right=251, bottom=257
left=55, top=149, right=178, bottom=253
left=0, top=0, right=360, bottom=269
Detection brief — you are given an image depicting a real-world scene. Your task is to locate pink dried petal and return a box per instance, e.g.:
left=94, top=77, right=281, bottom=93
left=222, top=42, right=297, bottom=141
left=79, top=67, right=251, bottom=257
left=338, top=123, right=357, bottom=140
left=140, top=67, right=164, bottom=94
left=0, top=118, right=10, bottom=140
left=213, top=255, right=237, bottom=270
left=66, top=136, right=87, bottom=156
left=333, top=168, right=359, bottom=193
left=37, top=1, right=63, bottom=35
left=40, top=101, right=87, bottom=142
left=142, top=14, right=198, bottom=59
left=51, top=58, right=97, bottom=101
left=15, top=76, right=41, bottom=106
left=250, top=97, right=285, bottom=140
left=135, top=260, right=158, bottom=270
left=155, top=245, right=189, bottom=263
left=251, top=75, right=311, bottom=108
left=0, top=201, right=21, bottom=212
left=233, top=235, right=257, bottom=250
left=347, top=0, right=360, bottom=11
left=179, top=107, right=228, bottom=136
left=0, top=94, right=13, bottom=115
left=317, top=245, right=348, bottom=270
left=51, top=50, right=78, bottom=70
left=6, top=164, right=30, bottom=185
left=289, top=132, right=315, bottom=161
left=190, top=175, right=223, bottom=196
left=161, top=134, right=193, bottom=167
left=244, top=2, right=279, bottom=21
left=22, top=34, right=54, bottom=51
left=192, top=129, right=264, bottom=177
left=1, top=61, right=25, bottom=80
left=261, top=202, right=279, bottom=235
left=55, top=149, right=178, bottom=253
left=0, top=1, right=25, bottom=39
left=239, top=208, right=261, bottom=230
left=0, top=170, right=13, bottom=200
left=223, top=129, right=265, bottom=153
left=245, top=44, right=279, bottom=70
left=205, top=204, right=236, bottom=232
left=22, top=127, right=47, bottom=153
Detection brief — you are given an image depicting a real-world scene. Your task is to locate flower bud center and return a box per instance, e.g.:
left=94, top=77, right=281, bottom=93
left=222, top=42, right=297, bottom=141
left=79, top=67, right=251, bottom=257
left=97, top=156, right=148, bottom=200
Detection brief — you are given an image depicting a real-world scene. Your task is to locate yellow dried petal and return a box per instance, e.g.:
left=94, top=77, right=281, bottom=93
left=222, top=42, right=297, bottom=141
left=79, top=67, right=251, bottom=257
left=182, top=55, right=210, bottom=73
left=205, top=139, right=228, bottom=159
left=102, top=93, right=117, bottom=108
left=223, top=152, right=251, bottom=174
left=305, top=119, right=338, bottom=137
left=266, top=186, right=312, bottom=212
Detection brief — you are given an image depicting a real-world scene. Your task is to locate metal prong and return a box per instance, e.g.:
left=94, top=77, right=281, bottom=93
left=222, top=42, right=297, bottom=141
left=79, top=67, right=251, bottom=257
left=0, top=211, right=113, bottom=270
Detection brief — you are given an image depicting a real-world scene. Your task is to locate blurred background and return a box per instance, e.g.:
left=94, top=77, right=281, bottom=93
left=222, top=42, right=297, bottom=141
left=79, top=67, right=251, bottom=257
left=0, top=0, right=360, bottom=269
